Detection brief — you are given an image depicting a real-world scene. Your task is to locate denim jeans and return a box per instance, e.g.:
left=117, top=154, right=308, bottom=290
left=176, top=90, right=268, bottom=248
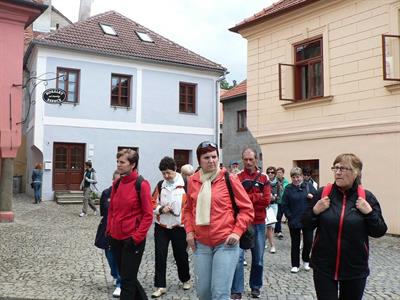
left=249, top=223, right=266, bottom=290
left=231, top=249, right=245, bottom=294
left=194, top=241, right=240, bottom=300
left=105, top=248, right=121, bottom=287
left=33, top=182, right=41, bottom=203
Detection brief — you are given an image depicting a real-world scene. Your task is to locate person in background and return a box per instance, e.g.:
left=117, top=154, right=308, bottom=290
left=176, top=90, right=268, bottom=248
left=231, top=148, right=270, bottom=299
left=79, top=161, right=99, bottom=217
left=265, top=166, right=278, bottom=253
left=96, top=170, right=121, bottom=298
left=274, top=167, right=289, bottom=239
left=180, top=164, right=194, bottom=179
left=107, top=149, right=153, bottom=300
left=183, top=141, right=254, bottom=300
left=229, top=160, right=241, bottom=175
left=303, top=167, right=318, bottom=190
left=282, top=167, right=316, bottom=273
left=31, top=163, right=43, bottom=204
left=309, top=153, right=387, bottom=300
left=151, top=157, right=191, bottom=298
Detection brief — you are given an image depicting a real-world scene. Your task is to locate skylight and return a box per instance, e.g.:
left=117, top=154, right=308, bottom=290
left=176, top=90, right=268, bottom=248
left=100, top=23, right=117, bottom=36
left=136, top=31, right=153, bottom=43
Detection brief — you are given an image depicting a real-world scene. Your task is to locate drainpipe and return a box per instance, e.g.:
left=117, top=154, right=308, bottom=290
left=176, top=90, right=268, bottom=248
left=215, top=71, right=228, bottom=163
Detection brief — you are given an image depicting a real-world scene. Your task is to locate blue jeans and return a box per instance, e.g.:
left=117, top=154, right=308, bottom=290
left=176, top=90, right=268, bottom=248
left=194, top=241, right=240, bottom=300
left=249, top=223, right=266, bottom=290
left=33, top=182, right=41, bottom=203
left=105, top=248, right=121, bottom=287
left=231, top=249, right=245, bottom=294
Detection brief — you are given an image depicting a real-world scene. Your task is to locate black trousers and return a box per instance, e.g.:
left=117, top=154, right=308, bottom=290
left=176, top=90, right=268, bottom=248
left=154, top=223, right=190, bottom=287
left=313, top=270, right=367, bottom=300
left=274, top=204, right=284, bottom=233
left=288, top=227, right=313, bottom=267
left=110, top=237, right=148, bottom=300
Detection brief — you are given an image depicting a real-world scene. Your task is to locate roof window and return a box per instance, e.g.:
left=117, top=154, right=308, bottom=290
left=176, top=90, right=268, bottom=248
left=136, top=31, right=153, bottom=43
left=100, top=23, right=117, bottom=36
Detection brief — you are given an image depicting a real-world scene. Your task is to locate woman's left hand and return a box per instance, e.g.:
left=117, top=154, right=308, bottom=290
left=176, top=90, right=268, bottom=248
left=356, top=197, right=372, bottom=214
left=225, top=233, right=240, bottom=246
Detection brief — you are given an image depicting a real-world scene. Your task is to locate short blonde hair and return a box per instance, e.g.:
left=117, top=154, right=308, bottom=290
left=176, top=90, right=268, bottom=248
left=290, top=167, right=302, bottom=177
left=333, top=153, right=362, bottom=178
left=180, top=164, right=194, bottom=177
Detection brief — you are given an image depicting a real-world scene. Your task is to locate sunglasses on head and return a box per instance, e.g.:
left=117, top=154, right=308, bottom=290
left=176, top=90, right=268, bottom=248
left=199, top=142, right=218, bottom=149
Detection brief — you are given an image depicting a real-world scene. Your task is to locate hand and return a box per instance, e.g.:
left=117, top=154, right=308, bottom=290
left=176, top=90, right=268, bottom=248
left=225, top=233, right=240, bottom=246
left=307, top=193, right=314, bottom=199
left=356, top=197, right=372, bottom=214
left=186, top=232, right=196, bottom=252
left=162, top=205, right=172, bottom=214
left=313, top=196, right=330, bottom=215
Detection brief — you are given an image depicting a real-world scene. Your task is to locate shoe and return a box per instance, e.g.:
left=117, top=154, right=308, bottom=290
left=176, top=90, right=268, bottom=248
left=182, top=281, right=191, bottom=290
left=269, top=246, right=276, bottom=253
left=94, top=209, right=99, bottom=216
left=79, top=212, right=87, bottom=217
left=291, top=267, right=299, bottom=273
left=243, top=260, right=247, bottom=266
left=112, top=287, right=121, bottom=298
left=303, top=262, right=311, bottom=271
left=230, top=293, right=242, bottom=300
left=278, top=232, right=284, bottom=239
left=151, top=288, right=167, bottom=298
left=251, top=289, right=261, bottom=298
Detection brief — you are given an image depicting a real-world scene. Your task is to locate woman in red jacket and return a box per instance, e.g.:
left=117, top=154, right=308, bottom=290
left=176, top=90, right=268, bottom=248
left=183, top=141, right=254, bottom=300
left=107, top=149, right=153, bottom=300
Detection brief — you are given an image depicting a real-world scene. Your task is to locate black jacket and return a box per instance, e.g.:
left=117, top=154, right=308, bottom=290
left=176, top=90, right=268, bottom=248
left=95, top=186, right=112, bottom=249
left=309, top=181, right=387, bottom=280
left=282, top=181, right=316, bottom=229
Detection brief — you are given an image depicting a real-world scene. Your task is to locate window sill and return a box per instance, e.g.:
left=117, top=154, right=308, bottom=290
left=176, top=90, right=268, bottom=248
left=384, top=83, right=400, bottom=92
left=111, top=105, right=131, bottom=110
left=282, top=96, right=333, bottom=109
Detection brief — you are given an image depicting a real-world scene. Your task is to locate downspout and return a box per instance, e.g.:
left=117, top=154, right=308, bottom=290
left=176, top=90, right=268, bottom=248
left=215, top=71, right=228, bottom=162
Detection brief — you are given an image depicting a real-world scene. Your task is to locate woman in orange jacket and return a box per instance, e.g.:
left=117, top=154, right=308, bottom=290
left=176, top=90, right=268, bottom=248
left=183, top=141, right=254, bottom=300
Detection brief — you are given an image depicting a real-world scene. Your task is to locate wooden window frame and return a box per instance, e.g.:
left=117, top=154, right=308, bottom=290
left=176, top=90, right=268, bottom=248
left=111, top=73, right=132, bottom=108
left=179, top=82, right=196, bottom=114
left=174, top=149, right=191, bottom=173
left=382, top=34, right=400, bottom=81
left=237, top=109, right=247, bottom=132
left=56, top=67, right=80, bottom=104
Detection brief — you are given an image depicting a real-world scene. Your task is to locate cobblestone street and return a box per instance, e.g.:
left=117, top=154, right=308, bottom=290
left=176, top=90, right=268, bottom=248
left=0, top=194, right=399, bottom=300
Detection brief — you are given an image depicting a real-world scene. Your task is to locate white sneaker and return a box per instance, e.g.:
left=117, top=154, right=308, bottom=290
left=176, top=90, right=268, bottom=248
left=303, top=262, right=311, bottom=271
left=243, top=260, right=247, bottom=266
left=269, top=246, right=276, bottom=253
left=264, top=244, right=268, bottom=249
left=182, top=281, right=191, bottom=290
left=112, top=287, right=121, bottom=298
left=151, top=288, right=167, bottom=298
left=79, top=212, right=87, bottom=217
left=291, top=267, right=299, bottom=273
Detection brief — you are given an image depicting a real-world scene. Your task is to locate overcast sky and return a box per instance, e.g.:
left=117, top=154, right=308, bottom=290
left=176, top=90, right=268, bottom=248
left=51, top=0, right=278, bottom=84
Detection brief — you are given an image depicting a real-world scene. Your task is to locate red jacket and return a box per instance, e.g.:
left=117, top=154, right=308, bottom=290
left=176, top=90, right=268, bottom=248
left=106, top=170, right=153, bottom=244
left=237, top=168, right=270, bottom=224
left=183, top=169, right=254, bottom=247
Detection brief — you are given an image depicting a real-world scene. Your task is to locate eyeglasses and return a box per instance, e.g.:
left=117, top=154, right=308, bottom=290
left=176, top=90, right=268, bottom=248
left=331, top=166, right=352, bottom=172
left=267, top=171, right=275, bottom=174
left=199, top=141, right=218, bottom=149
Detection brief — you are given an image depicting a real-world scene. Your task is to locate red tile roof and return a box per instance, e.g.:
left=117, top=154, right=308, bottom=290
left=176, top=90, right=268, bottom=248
left=230, top=0, right=319, bottom=33
left=220, top=80, right=246, bottom=102
left=29, top=11, right=225, bottom=73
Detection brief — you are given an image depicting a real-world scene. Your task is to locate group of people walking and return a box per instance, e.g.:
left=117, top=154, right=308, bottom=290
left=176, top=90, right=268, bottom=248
left=86, top=142, right=386, bottom=300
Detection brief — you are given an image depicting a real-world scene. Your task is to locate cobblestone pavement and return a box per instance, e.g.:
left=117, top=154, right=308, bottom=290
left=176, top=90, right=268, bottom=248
left=0, top=194, right=399, bottom=300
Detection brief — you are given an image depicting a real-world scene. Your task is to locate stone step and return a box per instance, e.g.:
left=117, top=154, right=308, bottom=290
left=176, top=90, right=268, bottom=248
left=55, top=191, right=99, bottom=205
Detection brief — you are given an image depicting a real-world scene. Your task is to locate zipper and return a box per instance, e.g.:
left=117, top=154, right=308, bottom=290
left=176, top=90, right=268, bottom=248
left=334, top=194, right=346, bottom=280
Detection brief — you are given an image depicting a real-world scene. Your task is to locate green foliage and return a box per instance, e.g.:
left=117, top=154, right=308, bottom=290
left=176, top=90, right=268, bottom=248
left=220, top=79, right=236, bottom=90
left=90, top=191, right=100, bottom=199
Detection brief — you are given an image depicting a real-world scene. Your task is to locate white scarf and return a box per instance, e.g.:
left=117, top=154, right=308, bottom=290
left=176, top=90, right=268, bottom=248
left=195, top=168, right=220, bottom=225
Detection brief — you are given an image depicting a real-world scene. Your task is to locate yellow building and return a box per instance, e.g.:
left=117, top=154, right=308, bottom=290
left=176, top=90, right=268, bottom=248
left=231, top=0, right=400, bottom=234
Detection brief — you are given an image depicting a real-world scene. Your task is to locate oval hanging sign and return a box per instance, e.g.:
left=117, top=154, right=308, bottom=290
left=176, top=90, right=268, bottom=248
left=42, top=88, right=66, bottom=104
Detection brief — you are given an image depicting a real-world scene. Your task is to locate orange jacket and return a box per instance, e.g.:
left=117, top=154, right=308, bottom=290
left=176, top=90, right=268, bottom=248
left=183, top=169, right=254, bottom=247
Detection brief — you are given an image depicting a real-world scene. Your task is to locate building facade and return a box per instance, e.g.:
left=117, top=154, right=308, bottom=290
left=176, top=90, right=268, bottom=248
left=231, top=0, right=400, bottom=234
left=24, top=11, right=225, bottom=200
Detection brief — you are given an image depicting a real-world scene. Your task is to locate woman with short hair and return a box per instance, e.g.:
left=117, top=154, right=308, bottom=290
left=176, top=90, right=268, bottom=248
left=31, top=163, right=43, bottom=204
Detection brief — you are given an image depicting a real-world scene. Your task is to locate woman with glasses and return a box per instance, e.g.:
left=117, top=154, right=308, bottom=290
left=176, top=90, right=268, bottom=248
left=282, top=167, right=316, bottom=274
left=151, top=156, right=191, bottom=298
left=309, top=153, right=387, bottom=300
left=183, top=141, right=254, bottom=300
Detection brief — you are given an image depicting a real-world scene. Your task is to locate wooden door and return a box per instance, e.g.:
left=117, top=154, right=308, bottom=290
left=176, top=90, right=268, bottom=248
left=174, top=149, right=190, bottom=173
left=53, top=143, right=85, bottom=190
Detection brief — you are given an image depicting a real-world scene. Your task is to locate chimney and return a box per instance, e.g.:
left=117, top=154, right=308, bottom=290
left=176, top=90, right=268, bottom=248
left=79, top=0, right=93, bottom=22
left=32, top=0, right=52, bottom=32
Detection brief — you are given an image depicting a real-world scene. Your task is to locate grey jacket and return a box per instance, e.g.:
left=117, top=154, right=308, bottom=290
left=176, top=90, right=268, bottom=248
left=80, top=168, right=98, bottom=191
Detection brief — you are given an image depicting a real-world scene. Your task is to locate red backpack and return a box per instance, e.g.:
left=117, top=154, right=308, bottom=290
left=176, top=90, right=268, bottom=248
left=322, top=183, right=366, bottom=199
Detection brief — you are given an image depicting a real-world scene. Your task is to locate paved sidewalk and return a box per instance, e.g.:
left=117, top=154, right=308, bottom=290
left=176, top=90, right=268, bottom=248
left=0, top=194, right=399, bottom=300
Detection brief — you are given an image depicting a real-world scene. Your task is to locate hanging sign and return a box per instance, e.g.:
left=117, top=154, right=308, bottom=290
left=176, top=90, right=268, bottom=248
left=42, top=88, right=66, bottom=104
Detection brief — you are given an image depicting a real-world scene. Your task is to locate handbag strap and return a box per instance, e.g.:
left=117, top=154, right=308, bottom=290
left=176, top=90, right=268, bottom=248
left=225, top=171, right=239, bottom=218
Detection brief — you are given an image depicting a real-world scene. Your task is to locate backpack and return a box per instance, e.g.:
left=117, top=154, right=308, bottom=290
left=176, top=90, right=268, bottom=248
left=322, top=183, right=366, bottom=199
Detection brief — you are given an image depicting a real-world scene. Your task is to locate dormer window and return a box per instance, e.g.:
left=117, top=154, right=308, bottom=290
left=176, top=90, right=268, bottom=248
left=136, top=31, right=153, bottom=43
left=100, top=23, right=117, bottom=36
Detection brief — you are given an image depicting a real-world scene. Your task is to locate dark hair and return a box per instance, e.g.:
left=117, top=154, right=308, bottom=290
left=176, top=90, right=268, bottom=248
left=266, top=166, right=276, bottom=174
left=117, top=148, right=139, bottom=170
left=85, top=161, right=92, bottom=168
left=302, top=167, right=311, bottom=176
left=276, top=167, right=285, bottom=173
left=159, top=156, right=176, bottom=171
left=196, top=141, right=219, bottom=163
left=241, top=147, right=257, bottom=159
